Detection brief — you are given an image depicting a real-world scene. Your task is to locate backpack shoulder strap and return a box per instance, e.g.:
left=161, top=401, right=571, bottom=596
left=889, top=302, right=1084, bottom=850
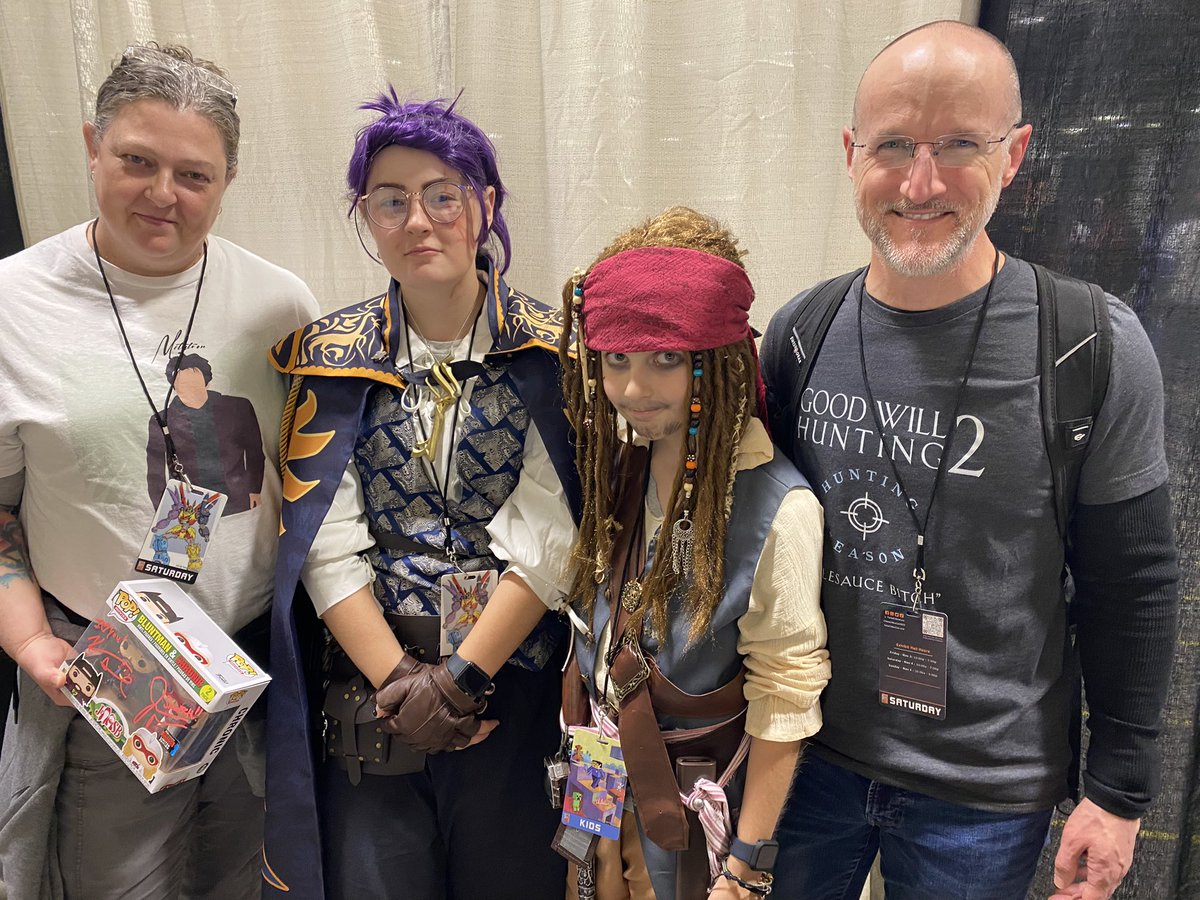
left=766, top=268, right=864, bottom=440
left=1033, top=262, right=1112, bottom=537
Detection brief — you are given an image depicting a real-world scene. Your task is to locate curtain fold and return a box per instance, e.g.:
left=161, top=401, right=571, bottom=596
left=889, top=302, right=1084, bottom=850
left=1, top=0, right=975, bottom=323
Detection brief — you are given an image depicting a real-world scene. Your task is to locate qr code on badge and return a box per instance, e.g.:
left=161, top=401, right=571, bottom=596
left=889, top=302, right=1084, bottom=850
left=922, top=614, right=944, bottom=639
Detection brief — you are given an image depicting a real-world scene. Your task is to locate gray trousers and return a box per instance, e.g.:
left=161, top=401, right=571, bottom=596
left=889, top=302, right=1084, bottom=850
left=0, top=600, right=263, bottom=900
left=56, top=710, right=262, bottom=899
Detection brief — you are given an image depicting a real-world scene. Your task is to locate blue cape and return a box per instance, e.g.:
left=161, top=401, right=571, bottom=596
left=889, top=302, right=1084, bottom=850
left=261, top=262, right=579, bottom=897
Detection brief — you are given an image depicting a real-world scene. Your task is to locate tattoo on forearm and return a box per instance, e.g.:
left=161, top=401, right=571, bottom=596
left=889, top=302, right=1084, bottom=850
left=0, top=513, right=33, bottom=587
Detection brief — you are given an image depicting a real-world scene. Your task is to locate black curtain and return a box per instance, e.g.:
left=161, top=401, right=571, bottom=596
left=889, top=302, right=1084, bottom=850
left=0, top=103, right=21, bottom=751
left=981, top=2, right=1200, bottom=897
left=0, top=105, right=22, bottom=258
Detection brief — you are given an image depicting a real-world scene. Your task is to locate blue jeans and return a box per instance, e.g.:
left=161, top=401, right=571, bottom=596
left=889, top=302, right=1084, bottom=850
left=775, top=753, right=1053, bottom=900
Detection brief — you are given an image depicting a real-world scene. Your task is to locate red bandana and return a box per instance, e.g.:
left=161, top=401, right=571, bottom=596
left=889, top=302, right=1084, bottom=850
left=580, top=246, right=755, bottom=352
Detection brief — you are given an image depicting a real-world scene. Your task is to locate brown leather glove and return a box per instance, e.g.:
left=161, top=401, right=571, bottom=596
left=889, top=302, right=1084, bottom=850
left=375, top=658, right=485, bottom=752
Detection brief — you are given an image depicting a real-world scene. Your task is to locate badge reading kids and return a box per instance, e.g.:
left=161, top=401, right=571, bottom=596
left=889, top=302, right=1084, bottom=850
left=562, top=727, right=628, bottom=841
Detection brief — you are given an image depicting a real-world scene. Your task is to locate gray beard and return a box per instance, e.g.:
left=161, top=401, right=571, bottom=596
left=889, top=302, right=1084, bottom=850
left=857, top=175, right=1002, bottom=278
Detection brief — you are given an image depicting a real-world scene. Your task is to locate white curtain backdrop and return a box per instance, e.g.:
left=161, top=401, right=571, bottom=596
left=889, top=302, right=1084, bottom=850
left=0, top=4, right=979, bottom=899
left=0, top=0, right=977, bottom=325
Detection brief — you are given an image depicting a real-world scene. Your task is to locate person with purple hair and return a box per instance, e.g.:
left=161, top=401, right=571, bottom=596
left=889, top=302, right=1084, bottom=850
left=263, top=91, right=580, bottom=899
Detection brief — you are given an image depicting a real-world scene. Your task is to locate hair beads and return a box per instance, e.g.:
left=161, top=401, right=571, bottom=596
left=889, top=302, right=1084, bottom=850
left=671, top=354, right=702, bottom=576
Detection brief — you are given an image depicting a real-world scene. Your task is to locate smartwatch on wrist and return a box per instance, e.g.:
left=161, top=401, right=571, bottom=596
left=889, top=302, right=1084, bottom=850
left=446, top=652, right=493, bottom=701
left=729, top=836, right=780, bottom=873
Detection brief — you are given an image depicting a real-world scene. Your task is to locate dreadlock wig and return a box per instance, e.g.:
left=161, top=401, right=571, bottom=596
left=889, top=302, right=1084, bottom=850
left=559, top=207, right=761, bottom=644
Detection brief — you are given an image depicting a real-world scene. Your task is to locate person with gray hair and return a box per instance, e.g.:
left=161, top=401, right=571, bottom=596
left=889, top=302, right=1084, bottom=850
left=0, top=43, right=317, bottom=898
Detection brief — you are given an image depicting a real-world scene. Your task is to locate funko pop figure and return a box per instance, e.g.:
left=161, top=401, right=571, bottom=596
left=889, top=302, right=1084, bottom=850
left=122, top=728, right=163, bottom=781
left=64, top=654, right=103, bottom=702
left=119, top=636, right=154, bottom=674
left=138, top=591, right=182, bottom=625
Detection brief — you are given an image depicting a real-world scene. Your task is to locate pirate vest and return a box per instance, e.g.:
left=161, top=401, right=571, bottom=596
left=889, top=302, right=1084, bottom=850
left=573, top=452, right=808, bottom=718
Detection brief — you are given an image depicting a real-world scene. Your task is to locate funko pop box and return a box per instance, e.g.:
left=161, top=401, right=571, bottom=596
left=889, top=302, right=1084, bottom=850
left=59, top=578, right=270, bottom=793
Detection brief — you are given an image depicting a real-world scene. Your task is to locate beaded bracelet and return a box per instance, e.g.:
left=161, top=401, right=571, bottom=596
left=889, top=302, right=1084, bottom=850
left=715, top=860, right=773, bottom=896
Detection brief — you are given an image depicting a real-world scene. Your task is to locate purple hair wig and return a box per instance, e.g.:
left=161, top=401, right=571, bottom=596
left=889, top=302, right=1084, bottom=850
left=346, top=87, right=511, bottom=273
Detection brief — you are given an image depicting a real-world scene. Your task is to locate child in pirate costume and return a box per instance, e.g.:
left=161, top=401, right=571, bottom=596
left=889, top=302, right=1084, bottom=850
left=557, top=208, right=830, bottom=900
left=264, top=92, right=580, bottom=900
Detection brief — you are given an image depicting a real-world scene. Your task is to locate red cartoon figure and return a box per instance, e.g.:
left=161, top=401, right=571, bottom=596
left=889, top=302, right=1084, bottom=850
left=174, top=631, right=211, bottom=666
left=122, top=728, right=164, bottom=782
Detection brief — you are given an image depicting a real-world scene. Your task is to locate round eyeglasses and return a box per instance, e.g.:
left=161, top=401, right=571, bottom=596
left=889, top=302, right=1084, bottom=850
left=851, top=124, right=1020, bottom=169
left=359, top=181, right=473, bottom=229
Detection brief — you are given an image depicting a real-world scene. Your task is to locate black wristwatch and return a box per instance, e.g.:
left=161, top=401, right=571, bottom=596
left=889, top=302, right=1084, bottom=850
left=446, top=652, right=493, bottom=701
left=729, top=836, right=780, bottom=872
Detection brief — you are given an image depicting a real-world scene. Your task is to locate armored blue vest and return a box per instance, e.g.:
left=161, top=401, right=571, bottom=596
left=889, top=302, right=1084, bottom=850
left=356, top=359, right=556, bottom=669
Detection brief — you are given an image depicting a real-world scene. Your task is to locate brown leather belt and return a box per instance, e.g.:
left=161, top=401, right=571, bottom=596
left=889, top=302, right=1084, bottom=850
left=594, top=446, right=686, bottom=850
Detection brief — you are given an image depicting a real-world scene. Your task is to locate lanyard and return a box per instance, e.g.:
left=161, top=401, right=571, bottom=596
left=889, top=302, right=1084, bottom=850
left=856, top=247, right=999, bottom=608
left=398, top=298, right=484, bottom=566
left=90, top=220, right=206, bottom=487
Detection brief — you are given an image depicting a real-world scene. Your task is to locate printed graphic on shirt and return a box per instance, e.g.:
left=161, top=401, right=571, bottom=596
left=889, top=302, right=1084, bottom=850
left=146, top=352, right=267, bottom=517
left=795, top=386, right=989, bottom=607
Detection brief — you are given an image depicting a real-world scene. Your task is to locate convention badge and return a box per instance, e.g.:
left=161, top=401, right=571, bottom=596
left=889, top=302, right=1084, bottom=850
left=438, top=568, right=498, bottom=656
left=545, top=754, right=571, bottom=809
left=550, top=821, right=600, bottom=866
left=563, top=726, right=628, bottom=841
left=135, top=479, right=227, bottom=584
left=877, top=603, right=948, bottom=720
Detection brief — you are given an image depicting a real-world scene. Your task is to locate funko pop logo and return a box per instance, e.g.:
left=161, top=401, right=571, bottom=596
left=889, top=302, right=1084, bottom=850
left=92, top=702, right=127, bottom=743
left=109, top=590, right=140, bottom=624
left=226, top=653, right=258, bottom=677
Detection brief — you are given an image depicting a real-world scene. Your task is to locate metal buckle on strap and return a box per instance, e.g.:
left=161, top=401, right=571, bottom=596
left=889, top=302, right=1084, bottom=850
left=608, top=635, right=650, bottom=705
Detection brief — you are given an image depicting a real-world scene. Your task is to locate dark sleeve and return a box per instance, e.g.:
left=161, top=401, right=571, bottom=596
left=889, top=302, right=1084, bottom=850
left=1068, top=482, right=1180, bottom=818
left=509, top=348, right=581, bottom=524
left=232, top=396, right=267, bottom=492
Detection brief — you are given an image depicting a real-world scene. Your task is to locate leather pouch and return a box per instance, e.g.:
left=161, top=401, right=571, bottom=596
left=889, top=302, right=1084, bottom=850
left=324, top=614, right=442, bottom=783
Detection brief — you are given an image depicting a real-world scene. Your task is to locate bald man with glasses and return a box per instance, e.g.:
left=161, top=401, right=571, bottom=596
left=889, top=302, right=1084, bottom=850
left=761, top=20, right=1178, bottom=900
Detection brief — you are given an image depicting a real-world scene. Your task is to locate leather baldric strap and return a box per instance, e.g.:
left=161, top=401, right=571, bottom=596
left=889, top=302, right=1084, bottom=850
left=606, top=444, right=691, bottom=852
left=647, top=659, right=745, bottom=719
left=610, top=645, right=690, bottom=851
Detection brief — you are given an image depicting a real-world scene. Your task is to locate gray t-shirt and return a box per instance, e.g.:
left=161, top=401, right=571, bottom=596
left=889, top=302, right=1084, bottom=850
left=782, top=257, right=1167, bottom=811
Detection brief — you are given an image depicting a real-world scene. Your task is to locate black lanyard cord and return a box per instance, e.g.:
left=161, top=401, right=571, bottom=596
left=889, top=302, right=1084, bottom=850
left=857, top=247, right=1000, bottom=607
left=399, top=295, right=484, bottom=564
left=90, top=219, right=207, bottom=484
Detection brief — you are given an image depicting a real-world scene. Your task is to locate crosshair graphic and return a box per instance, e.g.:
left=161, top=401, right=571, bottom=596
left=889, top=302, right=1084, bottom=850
left=842, top=492, right=889, bottom=539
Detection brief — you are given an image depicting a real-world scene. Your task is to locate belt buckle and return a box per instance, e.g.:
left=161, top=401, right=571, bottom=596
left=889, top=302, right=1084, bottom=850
left=608, top=635, right=650, bottom=705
